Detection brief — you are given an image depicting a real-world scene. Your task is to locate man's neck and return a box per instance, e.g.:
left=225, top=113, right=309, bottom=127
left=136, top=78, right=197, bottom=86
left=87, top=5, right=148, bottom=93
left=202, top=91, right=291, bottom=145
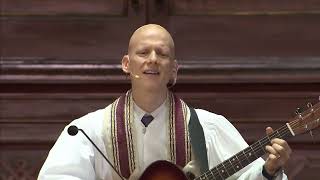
left=131, top=87, right=168, bottom=113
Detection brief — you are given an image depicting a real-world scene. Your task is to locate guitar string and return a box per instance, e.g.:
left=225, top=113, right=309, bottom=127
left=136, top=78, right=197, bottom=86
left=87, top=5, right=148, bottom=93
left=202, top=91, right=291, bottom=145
left=205, top=128, right=292, bottom=180
left=196, top=125, right=291, bottom=180
left=196, top=118, right=310, bottom=180
left=197, top=106, right=319, bottom=180
left=213, top=129, right=291, bottom=180
left=208, top=105, right=320, bottom=180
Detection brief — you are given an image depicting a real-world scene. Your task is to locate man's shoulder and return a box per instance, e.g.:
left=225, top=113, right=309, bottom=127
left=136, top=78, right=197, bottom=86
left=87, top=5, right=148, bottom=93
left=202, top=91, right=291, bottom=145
left=76, top=108, right=105, bottom=122
left=193, top=108, right=232, bottom=129
left=70, top=104, right=112, bottom=130
left=194, top=108, right=227, bottom=121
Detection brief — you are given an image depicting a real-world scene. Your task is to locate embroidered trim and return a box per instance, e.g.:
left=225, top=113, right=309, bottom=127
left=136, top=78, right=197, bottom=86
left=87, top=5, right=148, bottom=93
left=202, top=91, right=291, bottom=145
left=111, top=98, right=120, bottom=172
left=182, top=100, right=192, bottom=163
left=125, top=92, right=135, bottom=173
left=173, top=95, right=191, bottom=167
left=109, top=91, right=190, bottom=178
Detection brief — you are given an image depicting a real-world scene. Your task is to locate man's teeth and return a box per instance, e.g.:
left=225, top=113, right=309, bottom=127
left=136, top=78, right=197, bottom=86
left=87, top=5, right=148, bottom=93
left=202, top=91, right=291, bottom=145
left=144, top=70, right=159, bottom=74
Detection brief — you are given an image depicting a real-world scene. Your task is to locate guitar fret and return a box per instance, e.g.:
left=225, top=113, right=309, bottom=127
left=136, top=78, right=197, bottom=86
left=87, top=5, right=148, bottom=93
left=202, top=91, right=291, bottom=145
left=266, top=135, right=272, bottom=143
left=261, top=137, right=269, bottom=148
left=242, top=150, right=250, bottom=164
left=203, top=172, right=209, bottom=180
left=216, top=164, right=229, bottom=179
left=197, top=171, right=216, bottom=180
left=269, top=132, right=278, bottom=140
left=251, top=142, right=265, bottom=157
left=214, top=166, right=224, bottom=179
left=198, top=174, right=205, bottom=180
left=207, top=171, right=216, bottom=180
left=221, top=162, right=231, bottom=177
left=230, top=155, right=242, bottom=172
left=245, top=147, right=257, bottom=162
left=208, top=167, right=221, bottom=180
left=228, top=159, right=237, bottom=174
left=276, top=130, right=283, bottom=139
left=235, top=154, right=244, bottom=169
left=209, top=170, right=216, bottom=180
left=249, top=146, right=258, bottom=158
left=193, top=124, right=299, bottom=180
left=258, top=140, right=267, bottom=154
left=223, top=158, right=237, bottom=176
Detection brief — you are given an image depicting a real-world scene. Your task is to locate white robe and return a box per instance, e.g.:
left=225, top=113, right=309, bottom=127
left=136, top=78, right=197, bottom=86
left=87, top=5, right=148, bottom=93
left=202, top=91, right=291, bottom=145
left=38, top=100, right=287, bottom=180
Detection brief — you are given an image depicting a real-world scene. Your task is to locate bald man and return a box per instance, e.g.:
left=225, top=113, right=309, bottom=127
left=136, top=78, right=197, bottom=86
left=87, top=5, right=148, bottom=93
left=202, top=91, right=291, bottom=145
left=38, top=24, right=291, bottom=180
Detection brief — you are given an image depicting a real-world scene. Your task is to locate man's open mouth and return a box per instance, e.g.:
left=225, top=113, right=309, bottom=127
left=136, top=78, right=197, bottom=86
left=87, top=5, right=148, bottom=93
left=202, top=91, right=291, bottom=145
left=143, top=70, right=160, bottom=75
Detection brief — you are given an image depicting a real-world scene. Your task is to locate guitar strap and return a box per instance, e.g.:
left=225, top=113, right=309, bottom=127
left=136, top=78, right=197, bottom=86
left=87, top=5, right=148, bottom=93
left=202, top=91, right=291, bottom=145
left=188, top=107, right=209, bottom=174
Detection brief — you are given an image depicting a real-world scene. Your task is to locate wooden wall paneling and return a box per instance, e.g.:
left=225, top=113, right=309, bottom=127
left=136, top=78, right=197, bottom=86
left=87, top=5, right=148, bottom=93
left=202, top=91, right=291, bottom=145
left=1, top=0, right=146, bottom=62
left=1, top=0, right=320, bottom=179
left=1, top=91, right=319, bottom=144
left=0, top=93, right=123, bottom=179
left=0, top=148, right=49, bottom=180
left=1, top=91, right=319, bottom=179
left=147, top=0, right=320, bottom=59
left=3, top=0, right=126, bottom=15
left=285, top=150, right=320, bottom=180
left=2, top=57, right=320, bottom=84
left=171, top=0, right=320, bottom=14
left=2, top=19, right=137, bottom=61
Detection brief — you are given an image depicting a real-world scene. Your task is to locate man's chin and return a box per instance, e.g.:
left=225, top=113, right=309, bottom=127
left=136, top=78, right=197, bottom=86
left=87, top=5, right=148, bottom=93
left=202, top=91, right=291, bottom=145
left=143, top=83, right=167, bottom=91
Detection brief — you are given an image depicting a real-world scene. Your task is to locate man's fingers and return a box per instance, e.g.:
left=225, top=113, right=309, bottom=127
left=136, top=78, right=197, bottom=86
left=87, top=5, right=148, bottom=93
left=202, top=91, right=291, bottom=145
left=271, top=138, right=292, bottom=155
left=266, top=127, right=274, bottom=135
left=268, top=153, right=279, bottom=160
left=265, top=145, right=280, bottom=158
left=266, top=141, right=291, bottom=163
left=266, top=145, right=280, bottom=156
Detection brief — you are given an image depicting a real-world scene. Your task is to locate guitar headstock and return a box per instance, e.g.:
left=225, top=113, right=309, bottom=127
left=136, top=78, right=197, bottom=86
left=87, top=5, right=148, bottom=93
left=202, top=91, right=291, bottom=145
left=288, top=102, right=320, bottom=136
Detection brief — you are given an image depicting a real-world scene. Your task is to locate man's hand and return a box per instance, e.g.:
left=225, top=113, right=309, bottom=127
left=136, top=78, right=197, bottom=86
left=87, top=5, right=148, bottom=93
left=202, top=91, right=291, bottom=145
left=264, top=127, right=292, bottom=175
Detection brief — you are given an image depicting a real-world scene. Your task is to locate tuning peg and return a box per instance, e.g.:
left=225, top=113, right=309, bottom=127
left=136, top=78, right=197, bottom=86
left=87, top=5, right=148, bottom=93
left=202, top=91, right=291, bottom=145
left=295, top=108, right=302, bottom=115
left=307, top=102, right=313, bottom=108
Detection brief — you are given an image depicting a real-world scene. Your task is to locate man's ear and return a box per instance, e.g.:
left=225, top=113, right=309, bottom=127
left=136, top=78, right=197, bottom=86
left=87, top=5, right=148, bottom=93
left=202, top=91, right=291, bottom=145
left=121, top=55, right=130, bottom=73
left=172, top=59, right=178, bottom=79
left=167, top=60, right=178, bottom=88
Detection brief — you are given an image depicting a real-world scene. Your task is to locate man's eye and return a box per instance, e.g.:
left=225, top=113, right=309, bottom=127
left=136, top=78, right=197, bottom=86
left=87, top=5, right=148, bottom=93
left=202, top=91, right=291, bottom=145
left=159, top=53, right=169, bottom=58
left=137, top=51, right=148, bottom=55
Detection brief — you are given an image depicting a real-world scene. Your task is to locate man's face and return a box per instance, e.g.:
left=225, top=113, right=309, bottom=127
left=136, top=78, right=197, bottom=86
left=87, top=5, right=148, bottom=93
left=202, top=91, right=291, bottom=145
left=123, top=27, right=177, bottom=90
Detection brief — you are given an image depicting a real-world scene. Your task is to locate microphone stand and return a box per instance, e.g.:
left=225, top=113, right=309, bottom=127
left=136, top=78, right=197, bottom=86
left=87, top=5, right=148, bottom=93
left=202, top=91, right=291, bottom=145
left=68, top=125, right=125, bottom=180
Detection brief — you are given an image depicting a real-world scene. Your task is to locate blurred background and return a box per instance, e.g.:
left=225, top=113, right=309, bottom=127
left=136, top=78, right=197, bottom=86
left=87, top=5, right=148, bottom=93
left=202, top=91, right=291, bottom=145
left=1, top=0, right=320, bottom=179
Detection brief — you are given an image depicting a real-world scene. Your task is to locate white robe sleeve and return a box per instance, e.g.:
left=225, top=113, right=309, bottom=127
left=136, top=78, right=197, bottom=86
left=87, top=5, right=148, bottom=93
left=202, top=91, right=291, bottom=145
left=196, top=109, right=287, bottom=180
left=38, top=109, right=111, bottom=180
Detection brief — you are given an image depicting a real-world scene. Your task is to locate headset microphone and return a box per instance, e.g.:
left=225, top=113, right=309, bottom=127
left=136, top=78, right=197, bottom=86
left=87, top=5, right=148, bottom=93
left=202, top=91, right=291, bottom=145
left=130, top=73, right=140, bottom=79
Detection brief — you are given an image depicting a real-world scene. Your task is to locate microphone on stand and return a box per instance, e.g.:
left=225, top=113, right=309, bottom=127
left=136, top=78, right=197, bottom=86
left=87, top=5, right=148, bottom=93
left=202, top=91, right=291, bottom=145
left=67, top=125, right=125, bottom=180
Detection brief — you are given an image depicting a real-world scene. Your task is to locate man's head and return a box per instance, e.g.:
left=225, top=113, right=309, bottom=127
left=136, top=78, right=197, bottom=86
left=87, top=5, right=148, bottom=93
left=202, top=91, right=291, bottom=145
left=128, top=24, right=175, bottom=59
left=122, top=24, right=178, bottom=91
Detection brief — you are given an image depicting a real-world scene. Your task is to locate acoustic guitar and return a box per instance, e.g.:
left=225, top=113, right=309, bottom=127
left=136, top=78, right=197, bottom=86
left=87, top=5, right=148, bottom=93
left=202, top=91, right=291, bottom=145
left=139, top=102, right=320, bottom=180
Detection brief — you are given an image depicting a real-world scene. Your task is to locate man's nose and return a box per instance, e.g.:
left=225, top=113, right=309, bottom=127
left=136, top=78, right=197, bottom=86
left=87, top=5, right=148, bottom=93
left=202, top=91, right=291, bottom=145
left=148, top=51, right=157, bottom=63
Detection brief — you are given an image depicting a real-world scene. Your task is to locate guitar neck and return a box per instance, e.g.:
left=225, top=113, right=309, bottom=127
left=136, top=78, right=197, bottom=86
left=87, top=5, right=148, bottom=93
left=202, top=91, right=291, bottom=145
left=195, top=124, right=293, bottom=180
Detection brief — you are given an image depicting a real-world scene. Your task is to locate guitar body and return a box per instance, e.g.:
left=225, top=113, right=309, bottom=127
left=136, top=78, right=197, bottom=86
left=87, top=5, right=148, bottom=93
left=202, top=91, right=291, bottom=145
left=139, top=160, right=189, bottom=180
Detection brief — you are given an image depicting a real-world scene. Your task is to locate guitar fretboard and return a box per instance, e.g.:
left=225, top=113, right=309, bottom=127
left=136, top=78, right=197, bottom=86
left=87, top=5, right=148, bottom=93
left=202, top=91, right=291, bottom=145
left=195, top=124, right=293, bottom=180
